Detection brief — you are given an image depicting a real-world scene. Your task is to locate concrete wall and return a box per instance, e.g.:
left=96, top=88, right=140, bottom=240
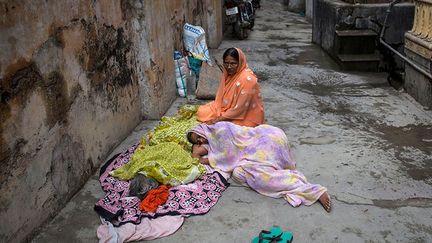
left=0, top=1, right=222, bottom=242
left=312, top=0, right=414, bottom=58
left=306, top=0, right=313, bottom=19
left=312, top=0, right=340, bottom=54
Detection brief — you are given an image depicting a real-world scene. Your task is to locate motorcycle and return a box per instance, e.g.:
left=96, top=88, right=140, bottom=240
left=224, top=0, right=255, bottom=40
left=252, top=0, right=260, bottom=9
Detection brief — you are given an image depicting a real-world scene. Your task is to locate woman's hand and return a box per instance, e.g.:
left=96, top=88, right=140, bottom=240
left=191, top=144, right=201, bottom=158
left=206, top=116, right=226, bottom=125
left=205, top=117, right=218, bottom=125
left=205, top=119, right=216, bottom=125
left=191, top=152, right=200, bottom=159
left=199, top=157, right=210, bottom=165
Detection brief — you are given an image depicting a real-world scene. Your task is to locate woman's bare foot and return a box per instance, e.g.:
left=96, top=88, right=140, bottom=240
left=319, top=192, right=331, bottom=212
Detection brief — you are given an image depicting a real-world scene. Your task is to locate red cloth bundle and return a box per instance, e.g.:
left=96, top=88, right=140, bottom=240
left=139, top=185, right=171, bottom=213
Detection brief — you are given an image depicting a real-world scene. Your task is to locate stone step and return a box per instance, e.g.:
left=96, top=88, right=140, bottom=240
left=336, top=30, right=378, bottom=55
left=335, top=29, right=378, bottom=37
left=337, top=53, right=380, bottom=62
left=336, top=53, right=380, bottom=72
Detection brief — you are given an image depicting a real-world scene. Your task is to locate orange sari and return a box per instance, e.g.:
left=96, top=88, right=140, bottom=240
left=197, top=48, right=264, bottom=127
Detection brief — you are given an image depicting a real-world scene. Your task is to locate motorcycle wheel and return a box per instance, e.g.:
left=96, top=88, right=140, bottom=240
left=234, top=21, right=247, bottom=40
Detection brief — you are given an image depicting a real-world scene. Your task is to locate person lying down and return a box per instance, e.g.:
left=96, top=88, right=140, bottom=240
left=187, top=121, right=331, bottom=212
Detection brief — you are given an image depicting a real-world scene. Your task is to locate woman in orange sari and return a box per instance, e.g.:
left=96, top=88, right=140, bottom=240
left=197, top=48, right=264, bottom=127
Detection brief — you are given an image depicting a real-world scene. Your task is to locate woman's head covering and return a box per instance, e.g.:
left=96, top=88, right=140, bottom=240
left=213, top=47, right=252, bottom=116
left=187, top=124, right=207, bottom=144
left=222, top=48, right=248, bottom=82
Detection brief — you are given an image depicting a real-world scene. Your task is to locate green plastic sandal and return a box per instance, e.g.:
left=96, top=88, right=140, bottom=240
left=251, top=227, right=293, bottom=243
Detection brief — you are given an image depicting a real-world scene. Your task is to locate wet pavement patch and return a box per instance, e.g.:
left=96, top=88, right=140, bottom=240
left=342, top=227, right=363, bottom=238
left=374, top=124, right=432, bottom=155
left=254, top=70, right=270, bottom=82
left=317, top=100, right=353, bottom=116
left=299, top=135, right=337, bottom=145
left=255, top=24, right=285, bottom=31
left=268, top=43, right=290, bottom=49
left=296, top=82, right=388, bottom=98
left=266, top=60, right=279, bottom=66
left=370, top=124, right=432, bottom=182
left=404, top=222, right=432, bottom=236
left=266, top=34, right=300, bottom=41
left=368, top=82, right=393, bottom=89
left=372, top=197, right=432, bottom=209
left=404, top=166, right=432, bottom=181
left=297, top=82, right=341, bottom=97
left=262, top=44, right=340, bottom=69
left=264, top=17, right=286, bottom=23
left=283, top=46, right=340, bottom=69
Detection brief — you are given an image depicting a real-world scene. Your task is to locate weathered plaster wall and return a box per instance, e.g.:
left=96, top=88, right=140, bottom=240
left=128, top=0, right=222, bottom=118
left=0, top=2, right=141, bottom=243
left=0, top=1, right=222, bottom=242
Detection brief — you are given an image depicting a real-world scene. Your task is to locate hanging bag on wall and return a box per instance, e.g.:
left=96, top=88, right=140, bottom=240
left=183, top=23, right=211, bottom=62
left=174, top=51, right=190, bottom=97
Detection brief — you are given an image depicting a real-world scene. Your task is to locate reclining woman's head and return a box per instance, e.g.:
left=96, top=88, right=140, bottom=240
left=187, top=131, right=208, bottom=145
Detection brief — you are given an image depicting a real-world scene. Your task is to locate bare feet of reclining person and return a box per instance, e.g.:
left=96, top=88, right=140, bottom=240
left=319, top=191, right=332, bottom=212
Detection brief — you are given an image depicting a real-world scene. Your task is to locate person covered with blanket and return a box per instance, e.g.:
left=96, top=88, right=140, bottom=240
left=187, top=122, right=332, bottom=212
left=197, top=47, right=264, bottom=127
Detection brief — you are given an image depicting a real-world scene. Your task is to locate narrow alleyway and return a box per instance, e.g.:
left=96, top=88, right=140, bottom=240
left=33, top=1, right=432, bottom=242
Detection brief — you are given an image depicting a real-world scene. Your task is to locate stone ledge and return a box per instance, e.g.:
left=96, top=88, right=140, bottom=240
left=320, top=0, right=413, bottom=6
left=405, top=32, right=432, bottom=60
left=417, top=0, right=432, bottom=4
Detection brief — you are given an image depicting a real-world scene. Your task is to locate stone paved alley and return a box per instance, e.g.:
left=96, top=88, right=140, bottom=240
left=33, top=1, right=432, bottom=242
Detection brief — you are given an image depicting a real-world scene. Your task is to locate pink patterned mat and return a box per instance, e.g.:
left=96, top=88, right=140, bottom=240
left=94, top=145, right=229, bottom=226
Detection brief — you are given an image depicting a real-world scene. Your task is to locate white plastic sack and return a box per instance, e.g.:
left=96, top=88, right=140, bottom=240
left=174, top=56, right=190, bottom=97
left=183, top=23, right=211, bottom=62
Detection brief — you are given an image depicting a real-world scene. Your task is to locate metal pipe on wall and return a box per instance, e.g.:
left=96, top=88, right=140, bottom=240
left=380, top=0, right=432, bottom=80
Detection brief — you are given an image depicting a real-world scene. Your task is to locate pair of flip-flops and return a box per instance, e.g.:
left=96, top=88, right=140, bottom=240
left=252, top=227, right=293, bottom=243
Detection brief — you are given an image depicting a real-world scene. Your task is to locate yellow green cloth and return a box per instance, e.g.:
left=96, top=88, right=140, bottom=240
left=144, top=105, right=199, bottom=151
left=110, top=142, right=206, bottom=186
